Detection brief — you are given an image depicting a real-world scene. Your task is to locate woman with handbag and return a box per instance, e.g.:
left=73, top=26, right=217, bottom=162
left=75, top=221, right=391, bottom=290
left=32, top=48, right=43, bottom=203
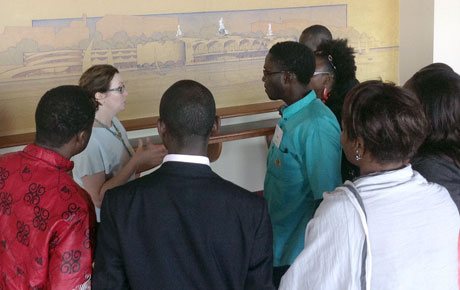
left=279, top=81, right=459, bottom=290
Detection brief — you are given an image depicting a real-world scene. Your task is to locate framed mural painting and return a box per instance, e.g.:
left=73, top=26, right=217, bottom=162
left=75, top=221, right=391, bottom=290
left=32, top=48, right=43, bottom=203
left=0, top=0, right=398, bottom=141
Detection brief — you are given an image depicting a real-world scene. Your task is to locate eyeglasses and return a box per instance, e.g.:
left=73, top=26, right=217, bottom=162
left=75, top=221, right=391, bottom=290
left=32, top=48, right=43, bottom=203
left=106, top=84, right=126, bottom=94
left=326, top=55, right=337, bottom=70
left=315, top=51, right=337, bottom=71
left=263, top=69, right=285, bottom=77
left=313, top=71, right=332, bottom=76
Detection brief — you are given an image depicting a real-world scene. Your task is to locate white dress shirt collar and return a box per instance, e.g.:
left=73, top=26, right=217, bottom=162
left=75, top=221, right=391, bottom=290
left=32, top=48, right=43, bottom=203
left=163, top=154, right=210, bottom=166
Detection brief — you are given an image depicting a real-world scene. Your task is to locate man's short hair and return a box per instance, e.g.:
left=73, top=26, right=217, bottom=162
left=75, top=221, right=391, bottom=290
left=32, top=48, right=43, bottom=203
left=268, top=41, right=315, bottom=85
left=159, top=80, right=216, bottom=146
left=342, top=80, right=428, bottom=164
left=35, top=85, right=97, bottom=148
left=299, top=24, right=333, bottom=51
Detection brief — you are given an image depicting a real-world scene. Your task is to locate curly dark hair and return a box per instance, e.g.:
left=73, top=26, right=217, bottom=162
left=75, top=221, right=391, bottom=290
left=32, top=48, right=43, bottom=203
left=342, top=80, right=428, bottom=164
left=160, top=80, right=216, bottom=147
left=404, top=65, right=460, bottom=165
left=316, top=39, right=357, bottom=87
left=35, top=85, right=97, bottom=148
left=316, top=39, right=358, bottom=123
left=268, top=41, right=315, bottom=85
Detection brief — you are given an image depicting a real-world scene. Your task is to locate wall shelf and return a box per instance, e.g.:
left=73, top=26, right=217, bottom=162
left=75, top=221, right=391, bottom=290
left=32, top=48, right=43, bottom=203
left=0, top=101, right=282, bottom=151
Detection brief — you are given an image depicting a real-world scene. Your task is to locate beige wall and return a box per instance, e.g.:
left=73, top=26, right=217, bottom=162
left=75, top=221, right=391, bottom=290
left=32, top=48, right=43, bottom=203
left=399, top=0, right=434, bottom=84
left=399, top=0, right=460, bottom=84
left=433, top=0, right=460, bottom=72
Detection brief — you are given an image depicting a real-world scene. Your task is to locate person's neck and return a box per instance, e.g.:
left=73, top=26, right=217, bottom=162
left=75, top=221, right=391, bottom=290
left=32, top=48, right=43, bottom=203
left=35, top=143, right=71, bottom=160
left=95, top=109, right=115, bottom=127
left=284, top=87, right=310, bottom=106
left=166, top=140, right=208, bottom=157
left=359, top=161, right=407, bottom=176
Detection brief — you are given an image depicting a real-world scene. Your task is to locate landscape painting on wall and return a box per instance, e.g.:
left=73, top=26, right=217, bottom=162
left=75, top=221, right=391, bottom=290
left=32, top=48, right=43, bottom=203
left=0, top=4, right=398, bottom=137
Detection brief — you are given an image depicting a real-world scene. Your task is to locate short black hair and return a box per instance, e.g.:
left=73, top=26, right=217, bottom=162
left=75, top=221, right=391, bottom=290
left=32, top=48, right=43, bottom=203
left=342, top=80, right=428, bottom=164
left=299, top=24, right=333, bottom=51
left=405, top=65, right=460, bottom=165
left=268, top=41, right=315, bottom=85
left=35, top=85, right=97, bottom=148
left=159, top=80, right=216, bottom=146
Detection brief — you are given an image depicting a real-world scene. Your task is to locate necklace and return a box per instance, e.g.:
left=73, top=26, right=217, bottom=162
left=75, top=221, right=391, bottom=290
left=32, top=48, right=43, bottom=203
left=94, top=118, right=133, bottom=157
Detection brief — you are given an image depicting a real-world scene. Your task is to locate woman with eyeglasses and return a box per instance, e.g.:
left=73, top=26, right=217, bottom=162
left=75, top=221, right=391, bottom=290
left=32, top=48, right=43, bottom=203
left=308, top=38, right=360, bottom=181
left=73, top=64, right=167, bottom=222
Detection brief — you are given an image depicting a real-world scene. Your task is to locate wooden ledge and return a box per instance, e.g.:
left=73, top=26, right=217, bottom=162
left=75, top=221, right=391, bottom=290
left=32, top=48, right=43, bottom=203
left=0, top=132, right=36, bottom=148
left=209, top=118, right=278, bottom=144
left=0, top=101, right=282, bottom=149
left=132, top=118, right=278, bottom=145
left=209, top=118, right=278, bottom=162
left=130, top=118, right=278, bottom=162
left=121, top=101, right=282, bottom=132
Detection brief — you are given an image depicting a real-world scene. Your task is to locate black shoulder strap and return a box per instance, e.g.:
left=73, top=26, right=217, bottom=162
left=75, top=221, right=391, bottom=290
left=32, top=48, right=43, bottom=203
left=343, top=183, right=367, bottom=218
left=343, top=183, right=368, bottom=290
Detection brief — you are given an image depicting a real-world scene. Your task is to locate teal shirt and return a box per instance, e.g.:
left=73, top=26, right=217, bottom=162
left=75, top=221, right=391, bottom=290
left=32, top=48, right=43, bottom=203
left=264, top=90, right=342, bottom=266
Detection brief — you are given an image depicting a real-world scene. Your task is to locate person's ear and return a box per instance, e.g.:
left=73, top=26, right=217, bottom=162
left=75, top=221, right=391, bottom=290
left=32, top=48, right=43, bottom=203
left=322, top=74, right=333, bottom=88
left=72, top=129, right=91, bottom=156
left=95, top=92, right=106, bottom=105
left=77, top=129, right=90, bottom=147
left=211, top=116, right=221, bottom=135
left=157, top=118, right=167, bottom=139
left=327, top=74, right=336, bottom=92
left=282, top=71, right=296, bottom=85
left=355, top=136, right=366, bottom=159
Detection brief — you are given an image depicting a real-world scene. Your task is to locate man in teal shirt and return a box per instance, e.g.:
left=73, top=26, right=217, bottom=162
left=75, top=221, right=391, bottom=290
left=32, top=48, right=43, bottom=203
left=262, top=41, right=342, bottom=286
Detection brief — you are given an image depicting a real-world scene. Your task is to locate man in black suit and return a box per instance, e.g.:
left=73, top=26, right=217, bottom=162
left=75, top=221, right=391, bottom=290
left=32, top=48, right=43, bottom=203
left=93, top=80, right=274, bottom=290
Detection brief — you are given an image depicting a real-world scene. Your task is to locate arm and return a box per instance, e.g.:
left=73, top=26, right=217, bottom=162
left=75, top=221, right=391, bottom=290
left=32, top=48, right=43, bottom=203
left=245, top=201, right=275, bottom=290
left=279, top=195, right=363, bottom=290
left=304, top=119, right=342, bottom=200
left=92, top=189, right=129, bottom=289
left=81, top=139, right=166, bottom=208
left=48, top=202, right=95, bottom=289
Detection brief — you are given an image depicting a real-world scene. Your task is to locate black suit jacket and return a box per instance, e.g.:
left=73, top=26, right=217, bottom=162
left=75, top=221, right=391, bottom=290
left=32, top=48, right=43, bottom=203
left=93, top=161, right=274, bottom=290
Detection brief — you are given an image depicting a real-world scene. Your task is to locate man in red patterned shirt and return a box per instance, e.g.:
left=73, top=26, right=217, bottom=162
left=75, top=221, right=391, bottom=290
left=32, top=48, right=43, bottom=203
left=0, top=85, right=97, bottom=289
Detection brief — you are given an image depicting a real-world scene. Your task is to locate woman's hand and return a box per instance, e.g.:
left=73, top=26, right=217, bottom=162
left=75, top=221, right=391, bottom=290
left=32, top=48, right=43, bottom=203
left=82, top=139, right=167, bottom=207
left=133, top=138, right=167, bottom=173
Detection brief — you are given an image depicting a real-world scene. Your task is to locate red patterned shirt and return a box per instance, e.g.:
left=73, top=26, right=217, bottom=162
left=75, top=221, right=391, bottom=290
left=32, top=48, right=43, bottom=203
left=0, top=144, right=96, bottom=289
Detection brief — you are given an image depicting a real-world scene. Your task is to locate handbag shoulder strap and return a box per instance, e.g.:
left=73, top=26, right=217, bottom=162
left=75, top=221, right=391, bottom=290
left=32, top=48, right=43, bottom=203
left=343, top=182, right=368, bottom=290
left=343, top=183, right=367, bottom=218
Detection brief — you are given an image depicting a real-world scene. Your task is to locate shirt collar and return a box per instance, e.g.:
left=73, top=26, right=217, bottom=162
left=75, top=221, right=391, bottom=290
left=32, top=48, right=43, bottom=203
left=354, top=164, right=413, bottom=186
left=23, top=144, right=74, bottom=171
left=163, top=154, right=210, bottom=166
left=280, top=90, right=317, bottom=119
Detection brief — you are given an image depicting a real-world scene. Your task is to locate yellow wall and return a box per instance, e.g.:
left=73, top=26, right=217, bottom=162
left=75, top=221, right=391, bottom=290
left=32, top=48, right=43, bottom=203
left=0, top=0, right=399, bottom=136
left=0, top=1, right=398, bottom=44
